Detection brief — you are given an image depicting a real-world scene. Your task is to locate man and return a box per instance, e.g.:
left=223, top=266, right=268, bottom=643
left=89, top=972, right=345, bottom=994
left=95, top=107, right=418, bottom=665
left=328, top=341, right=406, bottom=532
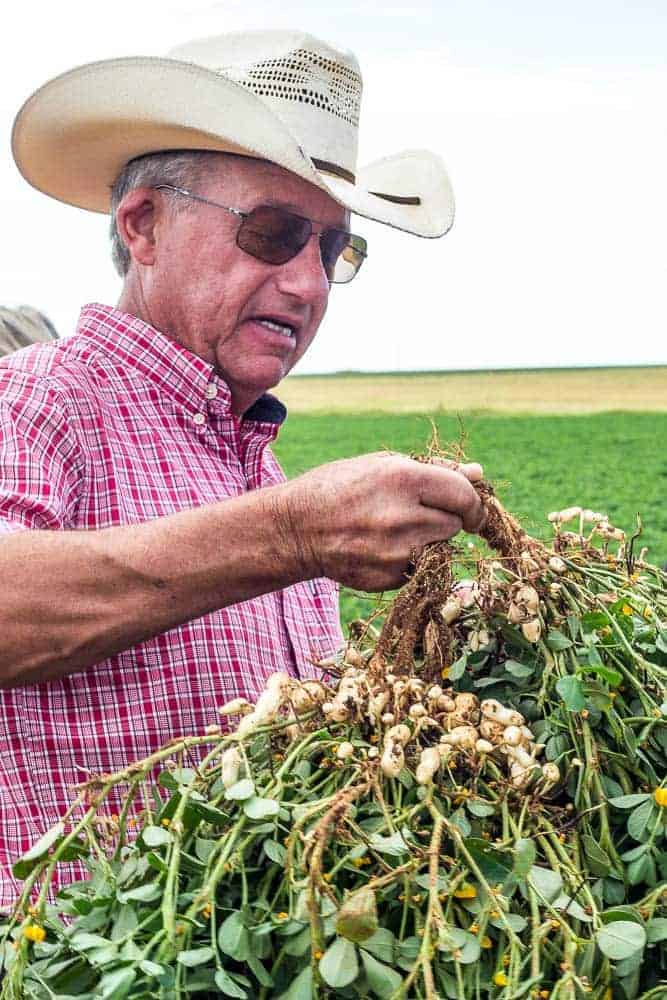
left=0, top=31, right=483, bottom=904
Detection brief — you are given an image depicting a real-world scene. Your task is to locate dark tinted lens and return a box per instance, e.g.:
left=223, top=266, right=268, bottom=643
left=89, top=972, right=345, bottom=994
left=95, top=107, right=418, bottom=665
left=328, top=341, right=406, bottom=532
left=319, top=228, right=352, bottom=281
left=237, top=206, right=312, bottom=264
left=324, top=231, right=367, bottom=284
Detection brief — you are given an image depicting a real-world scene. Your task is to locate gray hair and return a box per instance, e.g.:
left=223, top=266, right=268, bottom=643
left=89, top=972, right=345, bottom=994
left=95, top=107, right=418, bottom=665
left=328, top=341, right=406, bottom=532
left=108, top=150, right=225, bottom=277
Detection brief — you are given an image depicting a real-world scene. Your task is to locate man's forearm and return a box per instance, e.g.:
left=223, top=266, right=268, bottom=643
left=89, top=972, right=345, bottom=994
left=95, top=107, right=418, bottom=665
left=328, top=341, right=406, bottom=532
left=0, top=486, right=306, bottom=688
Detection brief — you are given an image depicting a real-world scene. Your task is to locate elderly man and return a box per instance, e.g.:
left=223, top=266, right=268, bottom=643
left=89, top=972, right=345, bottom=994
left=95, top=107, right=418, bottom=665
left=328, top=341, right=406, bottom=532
left=0, top=31, right=483, bottom=903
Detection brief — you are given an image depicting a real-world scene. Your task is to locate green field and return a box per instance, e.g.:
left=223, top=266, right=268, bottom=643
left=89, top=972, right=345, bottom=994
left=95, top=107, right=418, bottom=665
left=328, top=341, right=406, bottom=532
left=272, top=410, right=667, bottom=631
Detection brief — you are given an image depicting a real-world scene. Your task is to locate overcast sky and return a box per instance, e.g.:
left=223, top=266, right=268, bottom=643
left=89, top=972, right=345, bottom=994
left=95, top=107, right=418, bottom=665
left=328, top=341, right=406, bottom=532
left=2, top=0, right=666, bottom=373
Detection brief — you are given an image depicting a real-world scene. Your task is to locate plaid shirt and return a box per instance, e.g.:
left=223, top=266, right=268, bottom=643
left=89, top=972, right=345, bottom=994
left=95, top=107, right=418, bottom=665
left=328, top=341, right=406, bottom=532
left=0, top=303, right=342, bottom=907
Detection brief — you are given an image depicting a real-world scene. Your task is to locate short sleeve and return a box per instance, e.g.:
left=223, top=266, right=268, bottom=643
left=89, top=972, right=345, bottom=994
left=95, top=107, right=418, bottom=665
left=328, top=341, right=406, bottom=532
left=0, top=371, right=83, bottom=532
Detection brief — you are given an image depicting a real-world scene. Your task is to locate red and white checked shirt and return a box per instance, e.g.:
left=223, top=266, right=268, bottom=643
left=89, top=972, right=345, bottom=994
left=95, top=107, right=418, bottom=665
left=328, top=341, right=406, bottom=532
left=0, top=303, right=342, bottom=907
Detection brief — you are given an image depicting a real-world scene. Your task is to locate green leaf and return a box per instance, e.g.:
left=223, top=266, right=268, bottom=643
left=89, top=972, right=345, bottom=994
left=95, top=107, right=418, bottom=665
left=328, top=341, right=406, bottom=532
left=466, top=800, right=496, bottom=818
left=489, top=911, right=527, bottom=932
left=647, top=918, right=667, bottom=944
left=504, top=659, right=534, bottom=678
left=225, top=779, right=255, bottom=801
left=596, top=921, right=646, bottom=960
left=556, top=675, right=586, bottom=711
left=215, top=967, right=249, bottom=998
left=463, top=838, right=512, bottom=884
left=368, top=831, right=409, bottom=856
left=581, top=835, right=612, bottom=877
left=218, top=911, right=250, bottom=961
left=448, top=655, right=467, bottom=681
left=552, top=894, right=593, bottom=923
left=360, top=949, right=404, bottom=998
left=177, top=946, right=215, bottom=967
left=247, top=953, right=273, bottom=987
left=546, top=629, right=573, bottom=651
left=627, top=799, right=657, bottom=841
left=97, top=967, right=137, bottom=999
left=513, top=838, right=536, bottom=878
left=545, top=734, right=570, bottom=761
left=117, top=881, right=162, bottom=904
left=582, top=663, right=622, bottom=687
left=70, top=932, right=113, bottom=951
left=12, top=822, right=64, bottom=877
left=361, top=927, right=396, bottom=964
left=450, top=809, right=471, bottom=837
left=608, top=793, right=651, bottom=810
left=139, top=959, right=166, bottom=977
left=528, top=866, right=563, bottom=902
left=443, top=928, right=480, bottom=964
left=582, top=612, right=609, bottom=631
left=243, top=796, right=280, bottom=820
left=143, top=825, right=173, bottom=848
left=319, top=936, right=359, bottom=988
left=158, top=767, right=197, bottom=790
left=275, top=965, right=312, bottom=1000
left=283, top=927, right=311, bottom=957
left=263, top=839, right=287, bottom=864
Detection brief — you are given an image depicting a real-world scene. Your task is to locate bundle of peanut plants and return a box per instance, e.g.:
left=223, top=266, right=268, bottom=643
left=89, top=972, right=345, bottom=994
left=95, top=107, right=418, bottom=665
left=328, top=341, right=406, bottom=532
left=1, top=480, right=666, bottom=1000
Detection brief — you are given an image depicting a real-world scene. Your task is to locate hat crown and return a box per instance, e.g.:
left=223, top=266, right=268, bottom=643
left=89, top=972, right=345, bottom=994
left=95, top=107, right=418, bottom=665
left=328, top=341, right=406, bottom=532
left=167, top=31, right=362, bottom=178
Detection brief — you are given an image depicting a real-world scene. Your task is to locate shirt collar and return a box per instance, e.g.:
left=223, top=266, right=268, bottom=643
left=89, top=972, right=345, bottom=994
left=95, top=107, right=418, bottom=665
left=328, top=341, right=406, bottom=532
left=76, top=303, right=287, bottom=427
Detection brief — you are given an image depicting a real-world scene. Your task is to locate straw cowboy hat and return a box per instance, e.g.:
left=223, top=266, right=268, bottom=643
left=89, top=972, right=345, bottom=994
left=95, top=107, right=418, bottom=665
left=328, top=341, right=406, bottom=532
left=11, top=30, right=454, bottom=239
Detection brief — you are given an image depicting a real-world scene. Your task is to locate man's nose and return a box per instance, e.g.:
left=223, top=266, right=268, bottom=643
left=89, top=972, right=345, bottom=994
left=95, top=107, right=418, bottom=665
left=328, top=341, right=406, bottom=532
left=274, top=233, right=331, bottom=296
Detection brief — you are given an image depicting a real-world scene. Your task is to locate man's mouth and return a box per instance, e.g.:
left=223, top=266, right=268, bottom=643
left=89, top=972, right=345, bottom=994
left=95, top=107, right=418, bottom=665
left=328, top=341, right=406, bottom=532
left=253, top=317, right=296, bottom=340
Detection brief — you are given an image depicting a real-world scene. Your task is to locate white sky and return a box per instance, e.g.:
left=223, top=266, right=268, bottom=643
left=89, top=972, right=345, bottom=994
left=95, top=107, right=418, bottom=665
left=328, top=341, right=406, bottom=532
left=2, top=0, right=666, bottom=373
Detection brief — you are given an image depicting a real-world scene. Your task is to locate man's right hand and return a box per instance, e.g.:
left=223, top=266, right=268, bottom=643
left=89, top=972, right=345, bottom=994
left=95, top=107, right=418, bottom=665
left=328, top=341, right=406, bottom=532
left=276, top=452, right=485, bottom=592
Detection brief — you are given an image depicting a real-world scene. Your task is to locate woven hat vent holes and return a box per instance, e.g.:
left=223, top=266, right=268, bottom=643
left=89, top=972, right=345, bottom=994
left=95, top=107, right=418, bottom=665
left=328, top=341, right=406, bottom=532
left=217, top=49, right=362, bottom=126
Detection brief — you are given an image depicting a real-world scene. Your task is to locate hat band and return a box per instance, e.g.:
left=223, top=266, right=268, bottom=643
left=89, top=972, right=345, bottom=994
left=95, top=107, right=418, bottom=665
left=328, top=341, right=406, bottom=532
left=311, top=157, right=421, bottom=207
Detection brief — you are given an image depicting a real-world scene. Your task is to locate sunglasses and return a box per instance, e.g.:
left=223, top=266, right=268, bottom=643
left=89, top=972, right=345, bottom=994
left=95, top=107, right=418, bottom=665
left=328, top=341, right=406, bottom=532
left=155, top=184, right=367, bottom=284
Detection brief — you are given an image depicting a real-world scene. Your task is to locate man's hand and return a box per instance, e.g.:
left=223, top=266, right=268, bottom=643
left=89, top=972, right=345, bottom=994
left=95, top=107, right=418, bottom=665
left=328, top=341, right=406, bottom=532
left=277, top=453, right=485, bottom=592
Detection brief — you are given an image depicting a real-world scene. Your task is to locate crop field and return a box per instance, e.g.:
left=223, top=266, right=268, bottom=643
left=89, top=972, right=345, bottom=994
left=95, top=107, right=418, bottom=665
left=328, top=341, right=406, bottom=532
left=272, top=369, right=667, bottom=632
left=278, top=366, right=667, bottom=415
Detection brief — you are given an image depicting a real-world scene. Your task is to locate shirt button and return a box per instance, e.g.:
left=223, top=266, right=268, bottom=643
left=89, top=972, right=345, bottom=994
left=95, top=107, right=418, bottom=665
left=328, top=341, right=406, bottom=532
left=205, top=383, right=218, bottom=399
left=193, top=412, right=206, bottom=426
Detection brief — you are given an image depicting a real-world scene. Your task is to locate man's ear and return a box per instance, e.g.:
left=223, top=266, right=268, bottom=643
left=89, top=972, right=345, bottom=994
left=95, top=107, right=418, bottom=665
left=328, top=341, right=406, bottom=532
left=115, top=187, right=161, bottom=268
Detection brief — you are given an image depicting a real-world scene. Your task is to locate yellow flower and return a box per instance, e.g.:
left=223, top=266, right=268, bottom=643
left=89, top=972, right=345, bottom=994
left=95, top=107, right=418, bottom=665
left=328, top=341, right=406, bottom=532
left=621, top=604, right=633, bottom=616
left=654, top=787, right=667, bottom=808
left=643, top=606, right=652, bottom=620
left=481, top=936, right=493, bottom=949
left=494, top=971, right=508, bottom=987
left=23, top=924, right=46, bottom=943
left=275, top=911, right=289, bottom=921
left=441, top=666, right=451, bottom=680
left=454, top=884, right=477, bottom=899
left=161, top=818, right=171, bottom=828
left=314, top=950, right=323, bottom=960
left=469, top=923, right=479, bottom=934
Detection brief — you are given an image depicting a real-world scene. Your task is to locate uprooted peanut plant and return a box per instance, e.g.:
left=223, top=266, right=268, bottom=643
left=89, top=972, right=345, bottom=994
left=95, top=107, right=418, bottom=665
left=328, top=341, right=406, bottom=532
left=1, top=478, right=666, bottom=1000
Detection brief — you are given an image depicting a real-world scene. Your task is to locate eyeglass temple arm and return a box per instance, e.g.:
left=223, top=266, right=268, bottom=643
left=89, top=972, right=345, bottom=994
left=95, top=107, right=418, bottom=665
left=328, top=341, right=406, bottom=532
left=154, top=185, right=247, bottom=221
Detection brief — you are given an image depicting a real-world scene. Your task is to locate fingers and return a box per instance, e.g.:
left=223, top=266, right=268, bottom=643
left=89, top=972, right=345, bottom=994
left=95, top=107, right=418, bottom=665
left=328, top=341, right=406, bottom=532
left=430, top=457, right=484, bottom=482
left=417, top=464, right=485, bottom=533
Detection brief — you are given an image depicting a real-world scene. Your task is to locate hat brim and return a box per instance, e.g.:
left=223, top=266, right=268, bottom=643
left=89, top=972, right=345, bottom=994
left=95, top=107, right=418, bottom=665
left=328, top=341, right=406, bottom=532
left=12, top=56, right=454, bottom=238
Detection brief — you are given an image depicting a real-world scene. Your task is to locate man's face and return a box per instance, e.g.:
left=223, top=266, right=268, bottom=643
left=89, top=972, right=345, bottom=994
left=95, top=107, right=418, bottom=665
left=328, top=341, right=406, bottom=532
left=138, top=157, right=350, bottom=414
